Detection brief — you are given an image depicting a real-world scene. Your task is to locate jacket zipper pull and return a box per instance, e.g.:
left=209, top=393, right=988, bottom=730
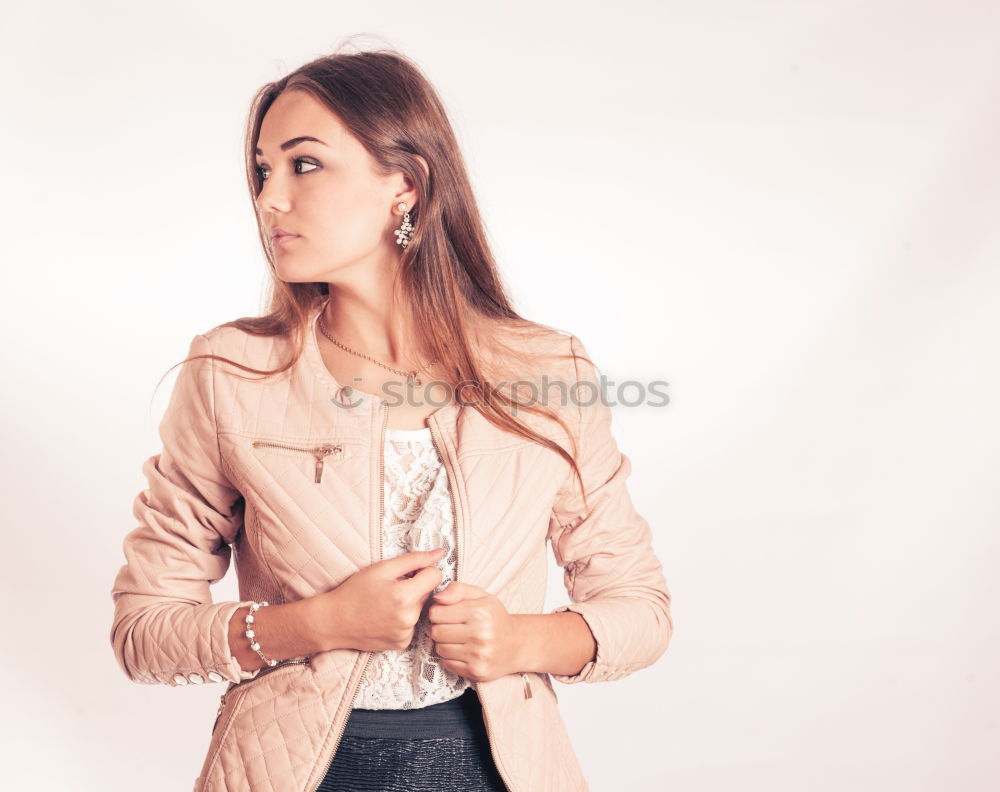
left=521, top=673, right=532, bottom=699
left=313, top=444, right=343, bottom=484
left=212, top=688, right=230, bottom=734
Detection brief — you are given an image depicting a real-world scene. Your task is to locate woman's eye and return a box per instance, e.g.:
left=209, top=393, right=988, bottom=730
left=256, top=158, right=319, bottom=181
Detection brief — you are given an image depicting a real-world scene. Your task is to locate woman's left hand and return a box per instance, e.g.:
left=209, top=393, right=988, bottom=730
left=427, top=581, right=524, bottom=682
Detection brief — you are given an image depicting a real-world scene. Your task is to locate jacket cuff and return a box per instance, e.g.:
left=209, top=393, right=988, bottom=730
left=213, top=600, right=265, bottom=683
left=547, top=602, right=633, bottom=684
left=130, top=600, right=264, bottom=686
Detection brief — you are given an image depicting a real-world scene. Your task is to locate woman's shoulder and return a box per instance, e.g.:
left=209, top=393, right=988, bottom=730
left=195, top=313, right=297, bottom=369
left=467, top=315, right=578, bottom=385
left=474, top=315, right=597, bottom=383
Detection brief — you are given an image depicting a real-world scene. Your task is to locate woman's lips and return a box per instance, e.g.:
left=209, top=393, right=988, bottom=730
left=273, top=234, right=299, bottom=246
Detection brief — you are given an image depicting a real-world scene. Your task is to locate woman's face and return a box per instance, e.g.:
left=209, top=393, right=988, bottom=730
left=254, top=89, right=408, bottom=283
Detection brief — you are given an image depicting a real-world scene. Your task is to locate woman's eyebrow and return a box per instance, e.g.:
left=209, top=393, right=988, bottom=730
left=255, top=136, right=328, bottom=156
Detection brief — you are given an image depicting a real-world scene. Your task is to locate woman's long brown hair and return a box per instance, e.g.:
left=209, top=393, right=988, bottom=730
left=163, top=40, right=592, bottom=510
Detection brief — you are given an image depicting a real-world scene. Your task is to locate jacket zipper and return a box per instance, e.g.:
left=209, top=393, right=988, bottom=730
left=308, top=402, right=388, bottom=792
left=251, top=440, right=343, bottom=484
left=427, top=416, right=520, bottom=792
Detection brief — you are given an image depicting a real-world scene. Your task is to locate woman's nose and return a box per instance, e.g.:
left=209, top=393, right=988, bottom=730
left=256, top=176, right=291, bottom=214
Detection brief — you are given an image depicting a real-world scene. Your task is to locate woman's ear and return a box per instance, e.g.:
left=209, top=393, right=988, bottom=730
left=393, top=155, right=428, bottom=212
left=414, top=153, right=429, bottom=182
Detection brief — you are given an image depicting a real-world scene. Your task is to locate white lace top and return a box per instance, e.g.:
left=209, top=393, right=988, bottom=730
left=353, top=426, right=472, bottom=710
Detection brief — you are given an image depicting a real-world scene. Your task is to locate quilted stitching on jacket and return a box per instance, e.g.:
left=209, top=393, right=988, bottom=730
left=110, top=311, right=673, bottom=792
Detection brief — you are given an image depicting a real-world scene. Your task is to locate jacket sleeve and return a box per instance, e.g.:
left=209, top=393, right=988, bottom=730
left=110, top=332, right=263, bottom=686
left=546, top=333, right=674, bottom=684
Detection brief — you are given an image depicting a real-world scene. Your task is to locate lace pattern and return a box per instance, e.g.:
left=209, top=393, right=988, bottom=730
left=353, top=427, right=472, bottom=709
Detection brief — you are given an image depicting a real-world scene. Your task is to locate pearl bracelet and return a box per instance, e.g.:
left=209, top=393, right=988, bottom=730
left=245, top=601, right=278, bottom=668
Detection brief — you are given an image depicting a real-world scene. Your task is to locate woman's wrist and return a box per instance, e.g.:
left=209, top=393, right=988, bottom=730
left=227, top=599, right=325, bottom=672
left=510, top=612, right=597, bottom=677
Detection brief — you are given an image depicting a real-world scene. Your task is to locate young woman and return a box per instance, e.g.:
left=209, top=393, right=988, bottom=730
left=110, top=45, right=673, bottom=792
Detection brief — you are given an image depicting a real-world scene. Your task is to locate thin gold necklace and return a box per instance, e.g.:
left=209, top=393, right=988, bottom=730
left=317, top=312, right=438, bottom=387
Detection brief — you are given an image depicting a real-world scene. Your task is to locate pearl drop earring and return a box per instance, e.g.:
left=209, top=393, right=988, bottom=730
left=394, top=201, right=414, bottom=249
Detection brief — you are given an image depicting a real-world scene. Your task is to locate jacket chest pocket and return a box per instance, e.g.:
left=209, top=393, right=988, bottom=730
left=251, top=440, right=344, bottom=484
left=223, top=433, right=370, bottom=574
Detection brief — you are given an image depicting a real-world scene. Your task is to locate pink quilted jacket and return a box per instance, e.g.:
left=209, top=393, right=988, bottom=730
left=110, top=300, right=673, bottom=792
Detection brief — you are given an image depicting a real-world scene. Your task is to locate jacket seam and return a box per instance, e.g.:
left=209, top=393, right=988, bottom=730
left=568, top=333, right=584, bottom=429
left=549, top=333, right=586, bottom=532
left=219, top=428, right=365, bottom=444
left=197, top=332, right=230, bottom=485
left=249, top=504, right=287, bottom=605
left=219, top=430, right=535, bottom=458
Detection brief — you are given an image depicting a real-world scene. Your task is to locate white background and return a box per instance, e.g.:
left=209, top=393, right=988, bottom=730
left=2, top=2, right=998, bottom=790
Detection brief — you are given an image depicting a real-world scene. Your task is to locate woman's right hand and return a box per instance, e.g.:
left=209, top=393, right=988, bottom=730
left=310, top=547, right=447, bottom=653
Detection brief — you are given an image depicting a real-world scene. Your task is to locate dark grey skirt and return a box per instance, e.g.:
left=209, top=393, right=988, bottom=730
left=316, top=687, right=509, bottom=792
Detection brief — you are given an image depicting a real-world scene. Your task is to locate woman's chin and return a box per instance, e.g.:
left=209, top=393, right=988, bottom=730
left=274, top=262, right=319, bottom=283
